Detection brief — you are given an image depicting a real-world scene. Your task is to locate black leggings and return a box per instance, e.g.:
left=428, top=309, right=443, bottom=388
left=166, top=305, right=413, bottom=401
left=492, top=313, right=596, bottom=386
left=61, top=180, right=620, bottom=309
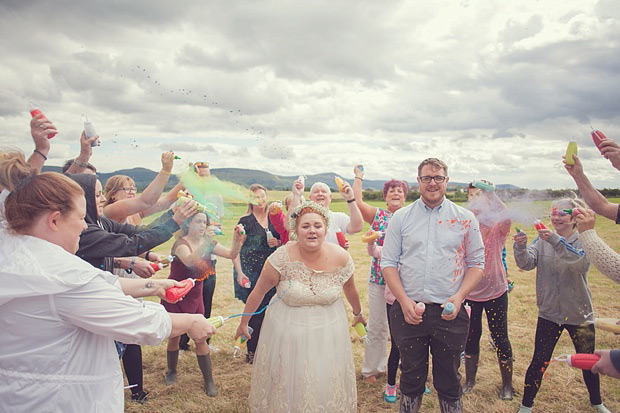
left=386, top=303, right=400, bottom=386
left=464, top=291, right=512, bottom=360
left=522, top=317, right=601, bottom=408
left=121, top=344, right=143, bottom=394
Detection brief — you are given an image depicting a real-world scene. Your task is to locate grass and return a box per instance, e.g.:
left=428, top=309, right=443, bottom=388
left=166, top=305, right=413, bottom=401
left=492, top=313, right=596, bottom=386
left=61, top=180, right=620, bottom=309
left=128, top=195, right=620, bottom=412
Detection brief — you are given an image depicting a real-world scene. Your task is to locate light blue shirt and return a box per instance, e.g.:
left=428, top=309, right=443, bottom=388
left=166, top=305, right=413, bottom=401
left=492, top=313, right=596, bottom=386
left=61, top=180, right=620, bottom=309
left=380, top=197, right=485, bottom=303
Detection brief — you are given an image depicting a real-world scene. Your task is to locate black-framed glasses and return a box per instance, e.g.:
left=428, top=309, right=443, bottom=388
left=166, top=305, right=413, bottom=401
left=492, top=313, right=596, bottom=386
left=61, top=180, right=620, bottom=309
left=419, top=176, right=446, bottom=183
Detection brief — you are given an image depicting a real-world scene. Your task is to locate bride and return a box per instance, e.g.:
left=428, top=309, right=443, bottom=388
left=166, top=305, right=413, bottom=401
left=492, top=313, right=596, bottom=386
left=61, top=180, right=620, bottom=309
left=235, top=201, right=365, bottom=412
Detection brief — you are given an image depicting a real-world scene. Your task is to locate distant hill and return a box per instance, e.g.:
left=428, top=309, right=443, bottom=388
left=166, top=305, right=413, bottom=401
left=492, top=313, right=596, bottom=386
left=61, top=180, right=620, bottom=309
left=43, top=166, right=521, bottom=191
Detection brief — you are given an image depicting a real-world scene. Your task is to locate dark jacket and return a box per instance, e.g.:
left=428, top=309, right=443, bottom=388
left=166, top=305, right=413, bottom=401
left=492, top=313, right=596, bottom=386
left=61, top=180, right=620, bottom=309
left=69, top=174, right=180, bottom=271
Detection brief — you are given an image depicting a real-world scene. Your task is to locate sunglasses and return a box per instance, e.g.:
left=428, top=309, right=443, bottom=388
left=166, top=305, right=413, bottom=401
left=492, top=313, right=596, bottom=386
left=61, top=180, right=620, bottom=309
left=195, top=162, right=210, bottom=168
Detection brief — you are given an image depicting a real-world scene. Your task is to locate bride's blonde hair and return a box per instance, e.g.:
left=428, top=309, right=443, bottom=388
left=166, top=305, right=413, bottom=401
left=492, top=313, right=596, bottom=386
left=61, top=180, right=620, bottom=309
left=288, top=201, right=330, bottom=240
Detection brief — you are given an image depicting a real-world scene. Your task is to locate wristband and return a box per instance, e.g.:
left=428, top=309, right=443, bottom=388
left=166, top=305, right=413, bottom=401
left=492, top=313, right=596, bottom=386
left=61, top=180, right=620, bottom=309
left=161, top=169, right=171, bottom=176
left=73, top=159, right=88, bottom=168
left=128, top=257, right=136, bottom=274
left=346, top=198, right=356, bottom=203
left=33, top=149, right=48, bottom=161
left=354, top=176, right=363, bottom=181
left=145, top=251, right=151, bottom=261
left=353, top=310, right=362, bottom=317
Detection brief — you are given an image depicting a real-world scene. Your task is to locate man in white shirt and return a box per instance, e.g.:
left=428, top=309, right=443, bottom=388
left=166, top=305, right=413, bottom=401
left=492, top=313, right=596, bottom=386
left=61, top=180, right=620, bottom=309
left=381, top=158, right=485, bottom=413
left=290, top=179, right=363, bottom=247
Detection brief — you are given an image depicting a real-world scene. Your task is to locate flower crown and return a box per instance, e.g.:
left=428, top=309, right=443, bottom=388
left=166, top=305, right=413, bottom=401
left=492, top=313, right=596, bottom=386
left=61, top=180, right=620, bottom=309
left=288, top=200, right=330, bottom=240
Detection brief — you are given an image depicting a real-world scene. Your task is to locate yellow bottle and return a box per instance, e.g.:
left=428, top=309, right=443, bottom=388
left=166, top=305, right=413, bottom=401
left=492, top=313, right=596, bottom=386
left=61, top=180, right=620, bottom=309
left=593, top=318, right=620, bottom=334
left=354, top=322, right=367, bottom=339
left=206, top=316, right=225, bottom=329
left=361, top=231, right=379, bottom=243
left=565, top=141, right=578, bottom=165
left=335, top=176, right=346, bottom=192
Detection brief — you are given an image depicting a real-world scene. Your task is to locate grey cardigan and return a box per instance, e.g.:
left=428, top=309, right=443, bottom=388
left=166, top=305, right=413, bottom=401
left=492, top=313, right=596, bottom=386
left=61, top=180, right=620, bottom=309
left=513, top=231, right=593, bottom=325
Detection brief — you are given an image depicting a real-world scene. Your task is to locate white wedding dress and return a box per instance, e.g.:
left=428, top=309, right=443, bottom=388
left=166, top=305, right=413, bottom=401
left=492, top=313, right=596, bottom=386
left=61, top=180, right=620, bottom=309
left=249, top=246, right=357, bottom=412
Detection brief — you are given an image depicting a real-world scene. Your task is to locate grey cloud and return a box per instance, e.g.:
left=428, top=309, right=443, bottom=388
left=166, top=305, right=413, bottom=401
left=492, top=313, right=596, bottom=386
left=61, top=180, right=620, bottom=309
left=499, top=15, right=544, bottom=45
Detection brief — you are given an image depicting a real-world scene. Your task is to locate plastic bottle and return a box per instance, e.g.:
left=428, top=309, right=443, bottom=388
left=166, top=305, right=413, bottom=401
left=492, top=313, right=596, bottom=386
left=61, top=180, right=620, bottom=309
left=555, top=353, right=601, bottom=370
left=565, top=141, right=578, bottom=165
left=83, top=115, right=101, bottom=147
left=336, top=232, right=348, bottom=248
left=354, top=322, right=367, bottom=339
left=562, top=208, right=582, bottom=217
left=591, top=128, right=607, bottom=152
left=515, top=227, right=522, bottom=233
left=206, top=315, right=225, bottom=329
left=590, top=318, right=620, bottom=334
left=149, top=262, right=163, bottom=272
left=161, top=255, right=174, bottom=266
left=240, top=276, right=251, bottom=288
left=361, top=231, right=384, bottom=243
left=270, top=201, right=282, bottom=215
left=472, top=180, right=495, bottom=192
left=209, top=226, right=223, bottom=236
left=265, top=229, right=274, bottom=240
left=414, top=302, right=426, bottom=316
left=442, top=302, right=454, bottom=315
left=164, top=278, right=195, bottom=302
left=507, top=280, right=515, bottom=293
left=334, top=176, right=347, bottom=192
left=176, top=195, right=213, bottom=215
left=233, top=326, right=254, bottom=357
left=533, top=220, right=547, bottom=230
left=28, top=102, right=56, bottom=139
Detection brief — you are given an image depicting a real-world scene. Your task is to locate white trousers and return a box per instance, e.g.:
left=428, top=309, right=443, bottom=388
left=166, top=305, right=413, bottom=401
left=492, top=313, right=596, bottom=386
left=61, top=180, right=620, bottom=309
left=361, top=282, right=388, bottom=377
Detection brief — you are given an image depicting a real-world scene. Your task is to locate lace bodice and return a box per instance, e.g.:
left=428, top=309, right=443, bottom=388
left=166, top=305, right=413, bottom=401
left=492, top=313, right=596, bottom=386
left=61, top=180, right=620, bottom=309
left=268, top=246, right=354, bottom=307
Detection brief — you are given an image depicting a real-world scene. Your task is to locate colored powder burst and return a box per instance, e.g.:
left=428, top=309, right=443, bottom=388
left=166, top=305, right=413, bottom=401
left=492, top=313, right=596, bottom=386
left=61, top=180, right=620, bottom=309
left=179, top=168, right=256, bottom=212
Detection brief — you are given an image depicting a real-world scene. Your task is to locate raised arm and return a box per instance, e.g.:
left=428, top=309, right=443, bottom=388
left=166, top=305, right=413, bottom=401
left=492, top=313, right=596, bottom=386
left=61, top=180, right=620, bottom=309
left=27, top=114, right=54, bottom=173
left=103, top=151, right=175, bottom=222
left=563, top=154, right=618, bottom=221
left=212, top=224, right=246, bottom=259
left=352, top=164, right=378, bottom=223
left=64, top=131, right=98, bottom=174
left=339, top=180, right=363, bottom=234
left=140, top=181, right=185, bottom=218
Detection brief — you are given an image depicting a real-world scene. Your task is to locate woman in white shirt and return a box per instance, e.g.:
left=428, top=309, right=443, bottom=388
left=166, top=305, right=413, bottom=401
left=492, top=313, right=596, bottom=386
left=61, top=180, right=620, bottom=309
left=0, top=151, right=216, bottom=412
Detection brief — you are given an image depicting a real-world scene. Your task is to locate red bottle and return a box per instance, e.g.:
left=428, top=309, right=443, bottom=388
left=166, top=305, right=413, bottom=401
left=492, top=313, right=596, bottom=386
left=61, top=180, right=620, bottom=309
left=336, top=231, right=348, bottom=248
left=591, top=128, right=607, bottom=152
left=28, top=102, right=56, bottom=139
left=534, top=220, right=547, bottom=231
left=557, top=353, right=601, bottom=370
left=241, top=276, right=251, bottom=288
left=164, top=278, right=195, bottom=302
left=149, top=262, right=163, bottom=272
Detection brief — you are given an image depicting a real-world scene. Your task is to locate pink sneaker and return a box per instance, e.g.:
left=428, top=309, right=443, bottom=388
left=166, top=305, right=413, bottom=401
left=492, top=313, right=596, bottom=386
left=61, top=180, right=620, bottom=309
left=383, top=384, right=397, bottom=403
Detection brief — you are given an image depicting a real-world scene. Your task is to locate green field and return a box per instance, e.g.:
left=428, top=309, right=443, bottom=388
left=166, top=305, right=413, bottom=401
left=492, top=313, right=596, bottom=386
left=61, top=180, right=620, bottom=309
left=130, top=194, right=620, bottom=413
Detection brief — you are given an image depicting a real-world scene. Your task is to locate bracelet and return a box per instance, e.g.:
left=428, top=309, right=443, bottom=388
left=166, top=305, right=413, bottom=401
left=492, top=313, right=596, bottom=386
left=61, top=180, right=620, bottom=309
left=33, top=149, right=47, bottom=161
left=145, top=251, right=151, bottom=261
left=354, top=176, right=363, bottom=181
left=128, top=257, right=136, bottom=274
left=73, top=159, right=88, bottom=168
left=160, top=169, right=171, bottom=176
left=346, top=198, right=356, bottom=203
left=353, top=310, right=363, bottom=317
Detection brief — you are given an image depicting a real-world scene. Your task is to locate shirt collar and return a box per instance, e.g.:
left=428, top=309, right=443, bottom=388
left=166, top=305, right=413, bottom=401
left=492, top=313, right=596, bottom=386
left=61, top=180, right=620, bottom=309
left=419, top=196, right=447, bottom=212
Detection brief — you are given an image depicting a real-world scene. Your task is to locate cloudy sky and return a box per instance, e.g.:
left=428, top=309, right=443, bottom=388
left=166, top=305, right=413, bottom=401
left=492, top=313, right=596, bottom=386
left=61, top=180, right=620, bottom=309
left=1, top=0, right=619, bottom=189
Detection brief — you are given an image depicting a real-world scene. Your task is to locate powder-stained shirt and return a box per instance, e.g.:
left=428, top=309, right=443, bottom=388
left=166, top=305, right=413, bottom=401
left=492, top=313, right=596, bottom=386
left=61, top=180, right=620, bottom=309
left=381, top=197, right=485, bottom=304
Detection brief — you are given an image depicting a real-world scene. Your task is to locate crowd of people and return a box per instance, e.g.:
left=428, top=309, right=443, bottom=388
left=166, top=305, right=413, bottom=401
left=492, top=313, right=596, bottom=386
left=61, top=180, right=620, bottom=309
left=0, top=113, right=618, bottom=413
